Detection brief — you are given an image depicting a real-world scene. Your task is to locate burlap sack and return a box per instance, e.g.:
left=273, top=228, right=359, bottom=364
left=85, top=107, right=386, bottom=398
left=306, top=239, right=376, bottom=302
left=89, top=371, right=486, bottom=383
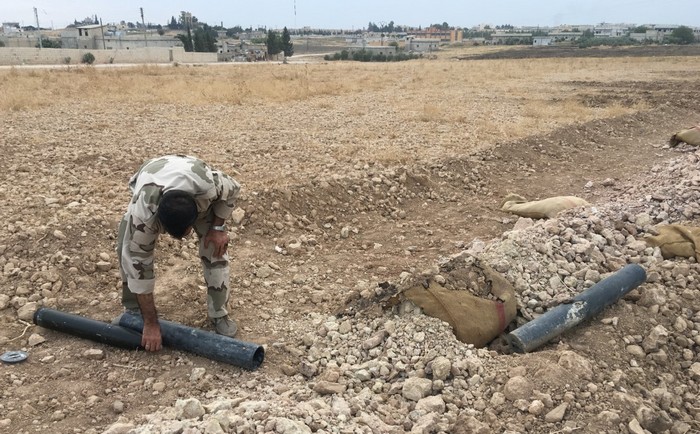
left=669, top=126, right=700, bottom=147
left=501, top=193, right=590, bottom=219
left=645, top=225, right=700, bottom=261
left=404, top=265, right=517, bottom=347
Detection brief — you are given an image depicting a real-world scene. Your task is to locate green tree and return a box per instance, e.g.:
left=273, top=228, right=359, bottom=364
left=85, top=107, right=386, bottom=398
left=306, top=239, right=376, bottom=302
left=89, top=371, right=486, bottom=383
left=36, top=38, right=62, bottom=48
left=0, top=40, right=5, bottom=47
left=632, top=26, right=648, bottom=33
left=194, top=24, right=218, bottom=52
left=266, top=30, right=282, bottom=56
left=281, top=27, right=294, bottom=57
left=176, top=31, right=193, bottom=52
left=226, top=25, right=244, bottom=37
left=668, top=26, right=695, bottom=45
left=169, top=16, right=178, bottom=29
left=81, top=52, right=95, bottom=64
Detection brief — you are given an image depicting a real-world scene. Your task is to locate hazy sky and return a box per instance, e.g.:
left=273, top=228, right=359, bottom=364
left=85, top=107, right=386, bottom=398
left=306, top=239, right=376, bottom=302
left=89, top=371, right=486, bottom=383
left=3, top=0, right=697, bottom=30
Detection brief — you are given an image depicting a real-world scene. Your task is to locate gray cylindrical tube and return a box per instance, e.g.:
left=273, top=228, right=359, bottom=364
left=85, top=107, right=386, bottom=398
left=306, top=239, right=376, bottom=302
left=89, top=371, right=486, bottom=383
left=119, top=312, right=264, bottom=370
left=33, top=308, right=143, bottom=349
left=507, top=263, right=646, bottom=353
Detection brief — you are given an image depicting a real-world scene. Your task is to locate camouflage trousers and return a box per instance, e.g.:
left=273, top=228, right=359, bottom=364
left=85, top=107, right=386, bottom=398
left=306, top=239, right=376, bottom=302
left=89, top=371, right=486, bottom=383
left=116, top=210, right=231, bottom=319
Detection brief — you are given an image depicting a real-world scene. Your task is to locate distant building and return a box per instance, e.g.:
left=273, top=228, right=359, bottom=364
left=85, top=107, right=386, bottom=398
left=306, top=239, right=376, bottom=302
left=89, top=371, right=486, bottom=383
left=630, top=30, right=664, bottom=43
left=407, top=27, right=462, bottom=43
left=533, top=36, right=554, bottom=46
left=61, top=24, right=105, bottom=49
left=348, top=45, right=398, bottom=56
left=549, top=31, right=583, bottom=42
left=2, top=22, right=20, bottom=34
left=491, top=32, right=532, bottom=44
left=406, top=37, right=439, bottom=52
left=62, top=24, right=181, bottom=50
left=593, top=24, right=628, bottom=38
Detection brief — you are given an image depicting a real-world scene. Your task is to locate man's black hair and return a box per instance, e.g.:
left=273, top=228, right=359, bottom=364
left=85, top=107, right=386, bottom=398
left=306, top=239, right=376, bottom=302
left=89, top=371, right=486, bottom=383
left=157, top=190, right=197, bottom=239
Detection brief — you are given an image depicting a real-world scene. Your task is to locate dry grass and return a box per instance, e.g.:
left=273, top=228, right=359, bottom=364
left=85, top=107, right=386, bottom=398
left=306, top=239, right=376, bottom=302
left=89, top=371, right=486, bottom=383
left=2, top=49, right=699, bottom=171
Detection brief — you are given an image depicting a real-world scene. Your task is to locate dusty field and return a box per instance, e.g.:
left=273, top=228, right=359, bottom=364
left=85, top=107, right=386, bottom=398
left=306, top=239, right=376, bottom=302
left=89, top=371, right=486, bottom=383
left=456, top=44, right=700, bottom=60
left=0, top=47, right=699, bottom=433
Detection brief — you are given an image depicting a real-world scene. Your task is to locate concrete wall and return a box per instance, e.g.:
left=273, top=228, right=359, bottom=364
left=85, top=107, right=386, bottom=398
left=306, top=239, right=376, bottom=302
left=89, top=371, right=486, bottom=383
left=0, top=47, right=217, bottom=66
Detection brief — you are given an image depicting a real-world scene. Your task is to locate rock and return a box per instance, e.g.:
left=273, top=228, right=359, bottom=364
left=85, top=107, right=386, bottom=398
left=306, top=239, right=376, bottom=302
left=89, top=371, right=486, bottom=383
left=17, top=302, right=38, bottom=321
left=274, top=417, right=312, bottom=434
left=689, top=362, right=700, bottom=379
left=113, top=400, right=124, bottom=414
left=544, top=403, right=568, bottom=423
left=0, top=294, right=10, bottom=310
left=83, top=349, right=105, bottom=360
left=362, top=331, right=387, bottom=350
left=96, top=261, right=112, bottom=271
left=231, top=207, right=246, bottom=225
left=190, top=367, right=206, bottom=381
left=402, top=377, right=432, bottom=401
left=176, top=398, right=205, bottom=419
left=313, top=381, right=346, bottom=395
left=204, top=419, right=225, bottom=434
left=415, top=395, right=446, bottom=414
left=102, top=423, right=135, bottom=434
left=430, top=357, right=452, bottom=381
left=558, top=351, right=593, bottom=380
left=503, top=376, right=533, bottom=401
left=256, top=265, right=274, bottom=278
left=628, top=418, right=646, bottom=434
left=27, top=333, right=46, bottom=346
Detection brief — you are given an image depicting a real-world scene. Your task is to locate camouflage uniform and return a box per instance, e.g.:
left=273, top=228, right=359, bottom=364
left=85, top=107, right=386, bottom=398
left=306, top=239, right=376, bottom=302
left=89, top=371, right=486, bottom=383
left=117, top=155, right=241, bottom=319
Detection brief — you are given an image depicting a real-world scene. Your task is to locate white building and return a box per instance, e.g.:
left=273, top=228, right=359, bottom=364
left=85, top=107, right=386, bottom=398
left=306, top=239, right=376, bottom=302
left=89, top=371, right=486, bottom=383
left=406, top=37, right=439, bottom=52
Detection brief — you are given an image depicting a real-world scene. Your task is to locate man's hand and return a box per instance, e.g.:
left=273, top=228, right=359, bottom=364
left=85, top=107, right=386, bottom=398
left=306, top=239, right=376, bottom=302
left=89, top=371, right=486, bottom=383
left=136, top=293, right=162, bottom=352
left=141, top=322, right=162, bottom=352
left=204, top=228, right=230, bottom=257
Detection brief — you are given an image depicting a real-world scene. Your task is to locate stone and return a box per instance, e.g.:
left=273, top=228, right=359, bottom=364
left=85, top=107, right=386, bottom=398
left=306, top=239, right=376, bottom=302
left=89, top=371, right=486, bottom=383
left=430, top=357, right=452, bottom=381
left=83, top=349, right=105, bottom=360
left=17, top=302, right=38, bottom=321
left=402, top=377, right=432, bottom=402
left=503, top=376, right=533, bottom=401
left=27, top=333, right=46, bottom=346
left=176, top=398, right=205, bottom=420
left=415, top=395, right=446, bottom=414
left=544, top=403, right=568, bottom=423
left=313, top=381, right=346, bottom=395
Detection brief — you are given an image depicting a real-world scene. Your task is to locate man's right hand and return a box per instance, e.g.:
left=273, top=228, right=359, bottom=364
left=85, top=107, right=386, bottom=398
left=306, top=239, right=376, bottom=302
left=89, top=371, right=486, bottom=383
left=136, top=292, right=163, bottom=352
left=141, top=322, right=162, bottom=352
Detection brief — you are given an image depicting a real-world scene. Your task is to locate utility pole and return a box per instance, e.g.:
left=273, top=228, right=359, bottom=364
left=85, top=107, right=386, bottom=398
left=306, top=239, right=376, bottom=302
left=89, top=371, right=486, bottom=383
left=100, top=18, right=106, bottom=50
left=140, top=7, right=147, bottom=47
left=34, top=7, right=42, bottom=49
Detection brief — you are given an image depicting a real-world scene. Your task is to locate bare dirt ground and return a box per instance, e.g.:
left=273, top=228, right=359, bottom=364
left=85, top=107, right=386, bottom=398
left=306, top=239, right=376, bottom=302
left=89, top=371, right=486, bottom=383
left=0, top=46, right=699, bottom=433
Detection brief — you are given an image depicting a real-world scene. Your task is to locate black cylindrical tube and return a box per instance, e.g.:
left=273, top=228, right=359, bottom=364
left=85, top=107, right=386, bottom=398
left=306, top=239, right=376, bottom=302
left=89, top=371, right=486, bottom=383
left=507, top=263, right=647, bottom=353
left=118, top=312, right=265, bottom=370
left=33, top=308, right=143, bottom=350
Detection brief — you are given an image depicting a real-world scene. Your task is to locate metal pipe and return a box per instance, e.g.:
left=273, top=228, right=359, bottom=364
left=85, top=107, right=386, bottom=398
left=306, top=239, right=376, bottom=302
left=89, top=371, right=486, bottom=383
left=33, top=308, right=143, bottom=349
left=507, top=263, right=647, bottom=353
left=118, top=312, right=264, bottom=370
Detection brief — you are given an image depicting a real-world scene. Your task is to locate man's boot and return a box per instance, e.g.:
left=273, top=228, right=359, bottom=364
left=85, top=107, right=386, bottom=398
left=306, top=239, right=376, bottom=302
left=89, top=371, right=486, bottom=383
left=211, top=316, right=238, bottom=338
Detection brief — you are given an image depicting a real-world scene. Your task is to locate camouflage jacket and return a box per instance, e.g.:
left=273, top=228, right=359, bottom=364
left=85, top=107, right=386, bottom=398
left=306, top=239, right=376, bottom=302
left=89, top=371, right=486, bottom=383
left=121, top=155, right=240, bottom=294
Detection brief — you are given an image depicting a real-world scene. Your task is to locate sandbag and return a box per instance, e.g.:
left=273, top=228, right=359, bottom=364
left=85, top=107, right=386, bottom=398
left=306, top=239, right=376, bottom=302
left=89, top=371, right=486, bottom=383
left=669, top=126, right=700, bottom=147
left=501, top=193, right=590, bottom=219
left=644, top=224, right=700, bottom=261
left=404, top=264, right=517, bottom=347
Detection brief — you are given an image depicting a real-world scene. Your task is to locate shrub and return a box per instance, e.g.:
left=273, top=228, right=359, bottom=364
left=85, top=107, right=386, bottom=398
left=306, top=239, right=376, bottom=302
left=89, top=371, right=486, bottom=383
left=63, top=57, right=71, bottom=64
left=82, top=52, right=96, bottom=64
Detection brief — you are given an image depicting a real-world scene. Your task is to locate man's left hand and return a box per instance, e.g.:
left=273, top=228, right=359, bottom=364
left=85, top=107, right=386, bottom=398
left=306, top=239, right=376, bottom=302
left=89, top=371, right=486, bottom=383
left=204, top=229, right=229, bottom=257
